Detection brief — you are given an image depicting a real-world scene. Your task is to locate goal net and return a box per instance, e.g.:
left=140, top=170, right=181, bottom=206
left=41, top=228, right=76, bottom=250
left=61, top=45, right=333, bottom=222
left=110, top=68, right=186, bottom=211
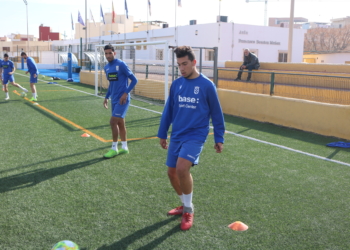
left=94, top=41, right=170, bottom=106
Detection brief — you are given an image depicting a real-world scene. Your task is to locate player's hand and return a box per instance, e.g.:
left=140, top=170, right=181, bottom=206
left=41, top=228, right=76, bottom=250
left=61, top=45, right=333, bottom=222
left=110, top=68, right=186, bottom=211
left=34, top=74, right=37, bottom=78
left=160, top=139, right=168, bottom=149
left=214, top=143, right=223, bottom=153
left=103, top=99, right=108, bottom=109
left=25, top=71, right=29, bottom=74
left=119, top=93, right=128, bottom=105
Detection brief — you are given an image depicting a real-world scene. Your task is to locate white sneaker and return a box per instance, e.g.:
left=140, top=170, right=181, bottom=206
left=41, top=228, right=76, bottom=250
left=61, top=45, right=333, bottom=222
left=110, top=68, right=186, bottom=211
left=5, top=97, right=9, bottom=100
left=24, top=89, right=29, bottom=93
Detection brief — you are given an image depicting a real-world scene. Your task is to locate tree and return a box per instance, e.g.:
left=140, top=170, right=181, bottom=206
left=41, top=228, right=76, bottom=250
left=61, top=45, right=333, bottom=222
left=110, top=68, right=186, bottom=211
left=304, top=25, right=350, bottom=52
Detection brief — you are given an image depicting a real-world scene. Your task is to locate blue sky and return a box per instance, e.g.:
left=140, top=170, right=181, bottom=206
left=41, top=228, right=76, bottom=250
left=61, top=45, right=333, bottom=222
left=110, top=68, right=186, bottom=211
left=0, top=0, right=349, bottom=38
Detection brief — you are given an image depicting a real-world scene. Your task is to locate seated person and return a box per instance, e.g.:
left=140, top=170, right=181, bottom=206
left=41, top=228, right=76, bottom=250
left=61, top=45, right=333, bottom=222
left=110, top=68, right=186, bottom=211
left=234, top=49, right=260, bottom=82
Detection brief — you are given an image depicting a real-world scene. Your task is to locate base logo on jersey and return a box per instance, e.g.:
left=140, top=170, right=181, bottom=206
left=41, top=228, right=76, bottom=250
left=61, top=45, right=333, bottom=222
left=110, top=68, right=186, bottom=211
left=108, top=72, right=118, bottom=81
left=194, top=86, right=200, bottom=94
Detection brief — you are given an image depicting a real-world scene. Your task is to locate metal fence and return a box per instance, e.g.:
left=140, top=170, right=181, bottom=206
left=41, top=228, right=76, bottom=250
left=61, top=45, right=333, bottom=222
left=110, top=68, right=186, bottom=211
left=218, top=69, right=350, bottom=105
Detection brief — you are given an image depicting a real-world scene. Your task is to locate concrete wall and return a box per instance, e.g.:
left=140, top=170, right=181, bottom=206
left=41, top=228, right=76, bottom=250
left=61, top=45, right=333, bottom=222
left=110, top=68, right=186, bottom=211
left=303, top=53, right=350, bottom=64
left=218, top=89, right=350, bottom=140
left=225, top=61, right=350, bottom=73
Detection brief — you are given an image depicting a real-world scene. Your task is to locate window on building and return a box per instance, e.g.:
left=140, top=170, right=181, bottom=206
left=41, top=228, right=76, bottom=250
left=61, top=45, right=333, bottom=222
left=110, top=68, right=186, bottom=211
left=3, top=47, right=10, bottom=52
left=143, top=40, right=147, bottom=50
left=125, top=42, right=135, bottom=59
left=136, top=41, right=142, bottom=50
left=278, top=52, right=288, bottom=62
left=205, top=49, right=214, bottom=61
left=156, top=49, right=163, bottom=60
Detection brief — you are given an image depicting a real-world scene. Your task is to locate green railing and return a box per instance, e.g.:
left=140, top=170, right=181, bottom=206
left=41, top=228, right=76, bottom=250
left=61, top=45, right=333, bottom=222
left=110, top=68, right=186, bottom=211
left=217, top=69, right=350, bottom=105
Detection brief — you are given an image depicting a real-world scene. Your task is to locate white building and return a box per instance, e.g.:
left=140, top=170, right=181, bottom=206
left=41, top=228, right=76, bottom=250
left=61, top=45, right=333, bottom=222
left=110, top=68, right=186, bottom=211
left=51, top=22, right=306, bottom=66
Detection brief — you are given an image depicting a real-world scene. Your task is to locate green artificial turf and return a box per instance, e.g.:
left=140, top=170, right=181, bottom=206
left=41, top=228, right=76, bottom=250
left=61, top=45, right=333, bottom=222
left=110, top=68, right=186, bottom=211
left=0, top=70, right=349, bottom=249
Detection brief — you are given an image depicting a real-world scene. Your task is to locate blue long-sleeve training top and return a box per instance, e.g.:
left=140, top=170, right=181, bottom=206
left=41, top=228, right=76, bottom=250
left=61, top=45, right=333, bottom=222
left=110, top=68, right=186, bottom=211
left=158, top=73, right=225, bottom=144
left=104, top=58, right=138, bottom=104
left=26, top=57, right=39, bottom=75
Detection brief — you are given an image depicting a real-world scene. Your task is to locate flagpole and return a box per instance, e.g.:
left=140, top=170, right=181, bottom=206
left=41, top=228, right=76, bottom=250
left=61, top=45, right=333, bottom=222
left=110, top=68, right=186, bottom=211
left=124, top=11, right=126, bottom=43
left=147, top=0, right=149, bottom=35
left=175, top=0, right=177, bottom=46
left=218, top=0, right=221, bottom=43
left=85, top=0, right=88, bottom=51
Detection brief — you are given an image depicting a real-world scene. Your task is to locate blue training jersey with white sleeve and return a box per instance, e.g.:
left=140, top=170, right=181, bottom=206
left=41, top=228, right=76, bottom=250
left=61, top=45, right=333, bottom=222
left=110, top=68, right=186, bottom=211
left=158, top=73, right=225, bottom=144
left=1, top=60, right=14, bottom=75
left=26, top=57, right=39, bottom=75
left=104, top=58, right=138, bottom=104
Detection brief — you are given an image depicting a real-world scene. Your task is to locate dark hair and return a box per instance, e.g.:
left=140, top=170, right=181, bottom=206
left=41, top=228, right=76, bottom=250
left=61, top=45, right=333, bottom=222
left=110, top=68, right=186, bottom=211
left=4, top=53, right=9, bottom=58
left=174, top=46, right=195, bottom=61
left=21, top=52, right=27, bottom=56
left=104, top=44, right=115, bottom=52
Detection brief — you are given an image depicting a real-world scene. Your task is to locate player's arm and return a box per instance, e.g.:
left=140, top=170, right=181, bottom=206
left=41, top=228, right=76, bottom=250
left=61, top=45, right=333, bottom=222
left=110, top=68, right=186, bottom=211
left=103, top=68, right=111, bottom=109
left=119, top=63, right=138, bottom=104
left=207, top=84, right=225, bottom=153
left=119, top=74, right=138, bottom=105
left=9, top=63, right=15, bottom=75
left=157, top=84, right=175, bottom=148
left=27, top=59, right=38, bottom=78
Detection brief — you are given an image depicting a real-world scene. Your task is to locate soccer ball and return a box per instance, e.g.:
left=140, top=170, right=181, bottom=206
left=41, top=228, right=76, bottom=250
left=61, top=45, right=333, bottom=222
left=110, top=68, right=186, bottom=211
left=51, top=240, right=79, bottom=250
left=20, top=92, right=27, bottom=98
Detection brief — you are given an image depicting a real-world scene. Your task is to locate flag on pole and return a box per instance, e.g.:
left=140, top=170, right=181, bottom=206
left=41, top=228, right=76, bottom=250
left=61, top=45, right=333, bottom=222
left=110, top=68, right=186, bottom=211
left=125, top=0, right=128, bottom=19
left=90, top=9, right=96, bottom=27
left=148, top=0, right=151, bottom=16
left=100, top=4, right=105, bottom=24
left=112, top=1, right=116, bottom=23
left=178, top=0, right=181, bottom=7
left=78, top=11, right=85, bottom=26
left=71, top=13, right=74, bottom=30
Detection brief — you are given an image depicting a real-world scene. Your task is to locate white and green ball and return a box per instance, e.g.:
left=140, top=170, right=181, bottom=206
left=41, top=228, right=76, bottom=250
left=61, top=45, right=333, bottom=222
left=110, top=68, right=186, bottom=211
left=20, top=92, right=27, bottom=98
left=51, top=240, right=79, bottom=250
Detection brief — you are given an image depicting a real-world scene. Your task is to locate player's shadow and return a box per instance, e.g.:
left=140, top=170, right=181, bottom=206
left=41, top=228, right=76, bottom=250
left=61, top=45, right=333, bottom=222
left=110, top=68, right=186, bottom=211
left=0, top=146, right=109, bottom=175
left=0, top=157, right=104, bottom=193
left=93, top=217, right=181, bottom=250
left=327, top=147, right=350, bottom=159
left=126, top=116, right=161, bottom=129
left=24, top=102, right=77, bottom=131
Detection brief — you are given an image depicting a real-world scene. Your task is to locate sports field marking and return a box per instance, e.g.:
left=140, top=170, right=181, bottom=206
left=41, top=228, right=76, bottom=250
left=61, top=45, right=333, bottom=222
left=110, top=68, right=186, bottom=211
left=13, top=90, right=108, bottom=143
left=14, top=72, right=350, bottom=167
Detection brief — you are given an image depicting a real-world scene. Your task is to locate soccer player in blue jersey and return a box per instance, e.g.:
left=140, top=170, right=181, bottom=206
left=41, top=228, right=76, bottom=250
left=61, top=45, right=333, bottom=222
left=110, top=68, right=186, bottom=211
left=1, top=54, right=28, bottom=100
left=103, top=44, right=138, bottom=158
left=0, top=58, right=3, bottom=90
left=157, top=46, right=225, bottom=230
left=21, top=52, right=39, bottom=101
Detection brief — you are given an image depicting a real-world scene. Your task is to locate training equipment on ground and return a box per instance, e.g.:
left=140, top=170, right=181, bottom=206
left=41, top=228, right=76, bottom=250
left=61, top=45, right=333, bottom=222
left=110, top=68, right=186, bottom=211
left=51, top=240, right=79, bottom=250
left=94, top=41, right=170, bottom=106
left=21, top=92, right=27, bottom=98
left=228, top=221, right=249, bottom=231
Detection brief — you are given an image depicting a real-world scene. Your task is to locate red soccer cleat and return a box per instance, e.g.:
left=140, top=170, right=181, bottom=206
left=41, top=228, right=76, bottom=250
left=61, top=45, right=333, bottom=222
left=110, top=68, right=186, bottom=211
left=167, top=206, right=183, bottom=216
left=181, top=212, right=194, bottom=230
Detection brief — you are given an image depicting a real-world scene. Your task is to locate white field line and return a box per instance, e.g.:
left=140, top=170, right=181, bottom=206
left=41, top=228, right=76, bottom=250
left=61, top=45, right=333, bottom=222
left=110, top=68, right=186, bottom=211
left=15, top=72, right=350, bottom=167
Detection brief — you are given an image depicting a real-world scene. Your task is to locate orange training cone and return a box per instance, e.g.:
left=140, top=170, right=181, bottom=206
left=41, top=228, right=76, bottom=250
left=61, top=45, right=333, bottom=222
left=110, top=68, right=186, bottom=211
left=228, top=221, right=248, bottom=231
left=81, top=133, right=91, bottom=137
